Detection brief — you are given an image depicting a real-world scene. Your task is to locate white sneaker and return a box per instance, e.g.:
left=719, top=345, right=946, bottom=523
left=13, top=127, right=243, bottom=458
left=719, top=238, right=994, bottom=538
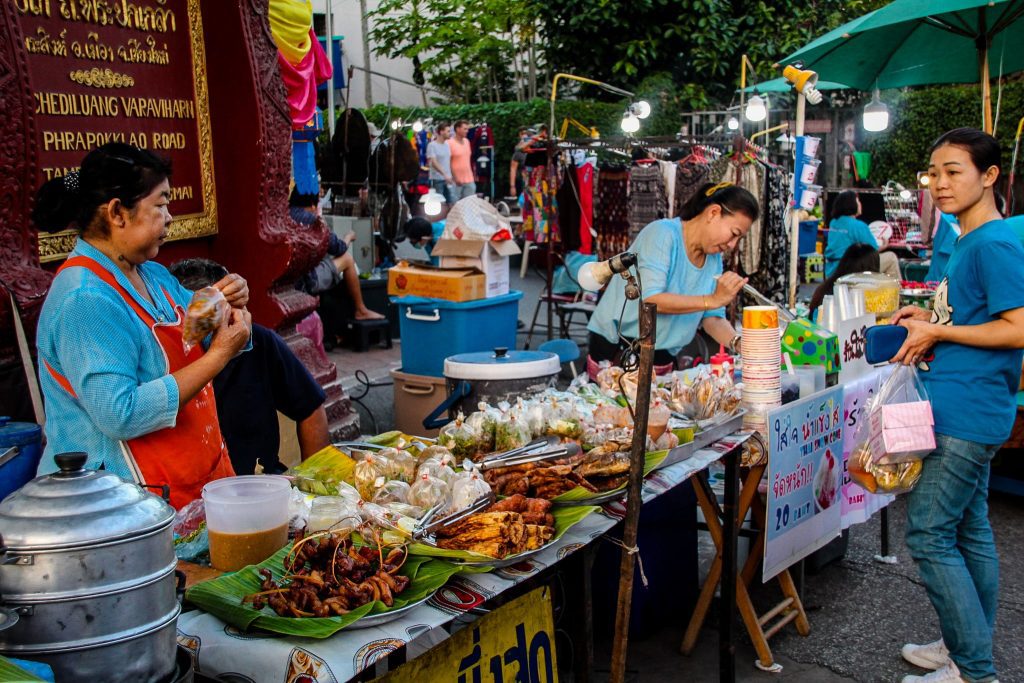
left=902, top=639, right=950, bottom=671
left=901, top=661, right=972, bottom=682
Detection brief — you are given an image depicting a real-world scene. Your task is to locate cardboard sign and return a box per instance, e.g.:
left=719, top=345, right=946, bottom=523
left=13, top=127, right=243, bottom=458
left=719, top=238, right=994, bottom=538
left=765, top=385, right=844, bottom=581
left=837, top=314, right=876, bottom=383
left=378, top=587, right=557, bottom=683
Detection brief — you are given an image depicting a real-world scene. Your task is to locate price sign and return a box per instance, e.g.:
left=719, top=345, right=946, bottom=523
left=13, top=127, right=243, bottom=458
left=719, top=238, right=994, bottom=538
left=377, top=587, right=557, bottom=683
left=764, top=385, right=844, bottom=581
left=838, top=314, right=876, bottom=383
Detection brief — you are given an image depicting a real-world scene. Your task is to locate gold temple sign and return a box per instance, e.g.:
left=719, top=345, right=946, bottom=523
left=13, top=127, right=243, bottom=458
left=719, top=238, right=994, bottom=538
left=18, top=0, right=217, bottom=262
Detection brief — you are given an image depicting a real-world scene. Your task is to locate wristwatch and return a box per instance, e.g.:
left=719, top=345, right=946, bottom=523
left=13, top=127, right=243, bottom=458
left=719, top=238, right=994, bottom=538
left=729, top=334, right=742, bottom=355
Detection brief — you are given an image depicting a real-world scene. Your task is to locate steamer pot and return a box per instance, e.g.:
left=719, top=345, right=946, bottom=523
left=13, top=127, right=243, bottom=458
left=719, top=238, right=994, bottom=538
left=0, top=452, right=179, bottom=682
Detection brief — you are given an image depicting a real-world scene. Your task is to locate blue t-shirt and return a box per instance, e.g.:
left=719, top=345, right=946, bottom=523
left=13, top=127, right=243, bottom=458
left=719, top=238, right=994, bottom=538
left=588, top=218, right=724, bottom=356
left=1004, top=215, right=1024, bottom=245
left=925, top=213, right=960, bottom=282
left=921, top=219, right=1024, bottom=444
left=825, top=215, right=876, bottom=277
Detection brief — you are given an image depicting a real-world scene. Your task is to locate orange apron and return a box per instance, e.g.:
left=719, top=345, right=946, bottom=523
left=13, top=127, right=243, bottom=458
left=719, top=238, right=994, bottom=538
left=46, top=256, right=234, bottom=509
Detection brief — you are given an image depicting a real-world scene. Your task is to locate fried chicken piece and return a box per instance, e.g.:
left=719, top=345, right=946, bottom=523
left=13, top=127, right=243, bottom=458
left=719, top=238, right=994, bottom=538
left=488, top=494, right=528, bottom=512
left=524, top=498, right=552, bottom=514
left=576, top=450, right=631, bottom=478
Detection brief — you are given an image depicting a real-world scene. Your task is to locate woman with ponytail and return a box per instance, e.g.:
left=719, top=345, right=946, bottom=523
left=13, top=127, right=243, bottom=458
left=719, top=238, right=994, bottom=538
left=33, top=143, right=252, bottom=508
left=587, top=181, right=758, bottom=368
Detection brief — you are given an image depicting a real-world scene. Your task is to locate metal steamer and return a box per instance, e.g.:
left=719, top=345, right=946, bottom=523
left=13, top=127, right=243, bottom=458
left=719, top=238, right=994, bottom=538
left=0, top=453, right=180, bottom=682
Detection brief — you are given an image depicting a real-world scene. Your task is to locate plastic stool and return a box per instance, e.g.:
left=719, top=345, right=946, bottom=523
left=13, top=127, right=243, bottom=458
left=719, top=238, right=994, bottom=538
left=345, top=318, right=392, bottom=352
left=539, top=338, right=581, bottom=378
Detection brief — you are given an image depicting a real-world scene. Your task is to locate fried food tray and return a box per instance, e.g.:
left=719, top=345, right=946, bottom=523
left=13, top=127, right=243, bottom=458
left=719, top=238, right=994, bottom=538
left=658, top=409, right=746, bottom=470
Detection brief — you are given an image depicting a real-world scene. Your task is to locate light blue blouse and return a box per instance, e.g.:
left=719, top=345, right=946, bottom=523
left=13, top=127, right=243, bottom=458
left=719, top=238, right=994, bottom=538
left=588, top=218, right=724, bottom=356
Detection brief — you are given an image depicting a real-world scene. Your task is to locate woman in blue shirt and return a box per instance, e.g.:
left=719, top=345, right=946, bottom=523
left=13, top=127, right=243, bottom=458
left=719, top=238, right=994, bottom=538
left=889, top=129, right=1024, bottom=683
left=587, top=182, right=756, bottom=368
left=824, top=190, right=878, bottom=278
left=33, top=143, right=253, bottom=508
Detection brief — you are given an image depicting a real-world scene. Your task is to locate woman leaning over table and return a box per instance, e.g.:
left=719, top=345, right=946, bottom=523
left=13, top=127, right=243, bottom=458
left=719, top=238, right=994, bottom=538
left=33, top=143, right=252, bottom=509
left=889, top=128, right=1024, bottom=683
left=587, top=181, right=757, bottom=370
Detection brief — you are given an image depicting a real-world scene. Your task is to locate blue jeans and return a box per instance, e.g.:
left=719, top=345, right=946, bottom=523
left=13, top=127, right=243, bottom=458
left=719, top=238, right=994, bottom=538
left=452, top=181, right=476, bottom=201
left=429, top=179, right=455, bottom=204
left=905, top=433, right=1000, bottom=682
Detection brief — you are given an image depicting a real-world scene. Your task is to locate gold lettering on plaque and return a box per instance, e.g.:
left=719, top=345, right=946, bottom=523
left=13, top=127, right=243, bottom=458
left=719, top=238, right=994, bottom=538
left=69, top=67, right=135, bottom=88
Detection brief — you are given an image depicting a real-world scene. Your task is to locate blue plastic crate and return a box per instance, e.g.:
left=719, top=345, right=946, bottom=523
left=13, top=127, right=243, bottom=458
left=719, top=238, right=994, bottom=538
left=392, top=291, right=523, bottom=377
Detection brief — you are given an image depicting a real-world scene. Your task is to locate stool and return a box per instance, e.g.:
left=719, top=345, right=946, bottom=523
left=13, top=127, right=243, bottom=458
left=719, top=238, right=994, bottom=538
left=345, top=318, right=392, bottom=352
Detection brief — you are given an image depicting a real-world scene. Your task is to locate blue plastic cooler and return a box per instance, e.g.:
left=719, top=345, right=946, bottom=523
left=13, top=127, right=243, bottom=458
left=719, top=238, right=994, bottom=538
left=392, top=291, right=523, bottom=376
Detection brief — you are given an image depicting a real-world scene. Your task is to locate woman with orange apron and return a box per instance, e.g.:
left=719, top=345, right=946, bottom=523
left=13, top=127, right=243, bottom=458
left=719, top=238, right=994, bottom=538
left=33, top=143, right=252, bottom=509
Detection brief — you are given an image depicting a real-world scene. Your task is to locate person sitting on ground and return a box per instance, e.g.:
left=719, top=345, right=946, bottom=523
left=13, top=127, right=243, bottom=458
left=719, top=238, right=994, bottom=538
left=170, top=258, right=330, bottom=474
left=808, top=242, right=882, bottom=321
left=826, top=189, right=900, bottom=280
left=290, top=189, right=384, bottom=321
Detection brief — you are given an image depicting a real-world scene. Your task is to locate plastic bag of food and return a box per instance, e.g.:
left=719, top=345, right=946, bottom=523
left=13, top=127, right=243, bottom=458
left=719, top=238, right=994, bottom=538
left=378, top=448, right=417, bottom=483
left=596, top=365, right=625, bottom=397
left=409, top=473, right=451, bottom=510
left=307, top=496, right=361, bottom=534
left=385, top=502, right=425, bottom=520
left=466, top=407, right=499, bottom=453
left=449, top=469, right=492, bottom=512
left=417, top=444, right=454, bottom=464
left=494, top=414, right=531, bottom=453
left=647, top=400, right=671, bottom=441
left=354, top=454, right=386, bottom=499
left=371, top=479, right=412, bottom=506
left=417, top=452, right=456, bottom=482
left=438, top=412, right=482, bottom=460
left=182, top=286, right=228, bottom=353
left=868, top=365, right=935, bottom=465
left=848, top=441, right=923, bottom=495
left=669, top=373, right=697, bottom=418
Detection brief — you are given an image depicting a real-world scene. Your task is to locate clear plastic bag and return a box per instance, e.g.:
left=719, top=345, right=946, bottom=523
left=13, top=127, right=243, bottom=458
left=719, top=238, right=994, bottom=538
left=848, top=441, right=923, bottom=495
left=449, top=470, right=492, bottom=512
left=378, top=448, right=417, bottom=483
left=182, top=287, right=227, bottom=353
left=869, top=364, right=935, bottom=465
left=409, top=473, right=451, bottom=510
left=371, top=479, right=412, bottom=506
left=417, top=454, right=456, bottom=483
left=417, top=444, right=454, bottom=464
left=438, top=413, right=482, bottom=460
left=494, top=414, right=531, bottom=452
left=354, top=454, right=386, bottom=499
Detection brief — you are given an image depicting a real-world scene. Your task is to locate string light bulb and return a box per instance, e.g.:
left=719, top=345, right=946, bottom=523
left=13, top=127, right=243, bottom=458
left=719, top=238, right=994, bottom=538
left=863, top=89, right=889, bottom=132
left=745, top=93, right=767, bottom=122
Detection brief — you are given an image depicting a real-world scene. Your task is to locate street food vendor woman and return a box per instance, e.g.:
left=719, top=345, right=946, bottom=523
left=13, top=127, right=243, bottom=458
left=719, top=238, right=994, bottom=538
left=588, top=182, right=758, bottom=368
left=32, top=143, right=252, bottom=509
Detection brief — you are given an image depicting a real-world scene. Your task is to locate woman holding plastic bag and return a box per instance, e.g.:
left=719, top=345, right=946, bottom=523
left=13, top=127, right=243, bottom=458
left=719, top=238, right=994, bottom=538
left=33, top=143, right=252, bottom=509
left=886, top=129, right=1024, bottom=683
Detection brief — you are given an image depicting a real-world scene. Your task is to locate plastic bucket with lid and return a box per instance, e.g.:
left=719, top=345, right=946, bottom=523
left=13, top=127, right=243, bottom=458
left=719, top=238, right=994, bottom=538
left=201, top=475, right=291, bottom=571
left=0, top=417, right=43, bottom=502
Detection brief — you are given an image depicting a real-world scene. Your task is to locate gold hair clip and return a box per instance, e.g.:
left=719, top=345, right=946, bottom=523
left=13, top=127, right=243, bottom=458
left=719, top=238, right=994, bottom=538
left=704, top=182, right=733, bottom=197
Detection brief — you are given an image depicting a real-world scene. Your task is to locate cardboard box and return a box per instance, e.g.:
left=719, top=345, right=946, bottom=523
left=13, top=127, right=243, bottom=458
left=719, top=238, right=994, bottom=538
left=780, top=318, right=841, bottom=374
left=869, top=401, right=935, bottom=465
left=431, top=238, right=521, bottom=298
left=387, top=262, right=486, bottom=302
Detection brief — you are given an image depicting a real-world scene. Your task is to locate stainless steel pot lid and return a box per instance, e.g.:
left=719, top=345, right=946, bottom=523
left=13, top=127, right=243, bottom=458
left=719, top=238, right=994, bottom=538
left=0, top=453, right=174, bottom=550
left=0, top=607, right=18, bottom=633
left=444, top=347, right=561, bottom=381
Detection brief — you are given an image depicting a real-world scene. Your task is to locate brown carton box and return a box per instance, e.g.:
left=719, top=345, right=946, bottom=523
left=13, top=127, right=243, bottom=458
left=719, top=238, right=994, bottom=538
left=431, top=238, right=521, bottom=298
left=387, top=261, right=487, bottom=302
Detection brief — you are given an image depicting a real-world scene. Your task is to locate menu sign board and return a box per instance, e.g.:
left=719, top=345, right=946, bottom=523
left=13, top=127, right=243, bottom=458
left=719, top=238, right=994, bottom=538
left=16, top=0, right=217, bottom=261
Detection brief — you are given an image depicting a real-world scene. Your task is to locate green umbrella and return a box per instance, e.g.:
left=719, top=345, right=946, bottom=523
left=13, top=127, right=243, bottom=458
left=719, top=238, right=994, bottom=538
left=740, top=77, right=851, bottom=93
left=779, top=0, right=1024, bottom=132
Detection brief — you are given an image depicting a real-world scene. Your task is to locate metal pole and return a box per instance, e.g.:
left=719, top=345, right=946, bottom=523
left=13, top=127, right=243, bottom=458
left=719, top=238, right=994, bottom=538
left=609, top=301, right=657, bottom=683
left=788, top=92, right=807, bottom=309
left=325, top=0, right=335, bottom=137
left=719, top=441, right=741, bottom=683
left=359, top=0, right=373, bottom=106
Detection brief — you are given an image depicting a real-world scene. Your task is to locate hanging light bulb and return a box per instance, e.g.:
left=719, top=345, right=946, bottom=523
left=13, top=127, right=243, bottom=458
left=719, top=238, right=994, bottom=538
left=863, top=89, right=889, bottom=132
left=620, top=111, right=640, bottom=134
left=390, top=119, right=401, bottom=131
left=727, top=116, right=739, bottom=131
left=420, top=188, right=445, bottom=216
left=476, top=153, right=490, bottom=168
left=745, top=92, right=767, bottom=122
left=630, top=100, right=652, bottom=119
left=412, top=120, right=424, bottom=133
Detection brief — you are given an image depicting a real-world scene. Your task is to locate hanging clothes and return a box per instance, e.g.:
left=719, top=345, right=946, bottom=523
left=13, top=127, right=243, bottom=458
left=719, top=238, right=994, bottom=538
left=658, top=160, right=677, bottom=218
left=577, top=162, right=595, bottom=255
left=557, top=164, right=583, bottom=253
left=594, top=166, right=630, bottom=258
left=747, top=166, right=791, bottom=305
left=627, top=163, right=666, bottom=238
left=520, top=165, right=557, bottom=243
left=737, top=162, right=765, bottom=275
left=675, top=161, right=710, bottom=216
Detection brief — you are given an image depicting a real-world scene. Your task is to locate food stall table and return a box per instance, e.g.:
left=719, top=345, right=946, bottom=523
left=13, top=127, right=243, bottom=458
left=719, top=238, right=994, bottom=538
left=176, top=440, right=749, bottom=682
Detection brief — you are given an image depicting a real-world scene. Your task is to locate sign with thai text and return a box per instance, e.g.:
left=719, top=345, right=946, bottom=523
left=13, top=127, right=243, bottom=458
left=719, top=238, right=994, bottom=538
left=837, top=314, right=875, bottom=383
left=15, top=0, right=217, bottom=261
left=764, top=385, right=844, bottom=581
left=841, top=366, right=894, bottom=529
left=377, top=587, right=557, bottom=683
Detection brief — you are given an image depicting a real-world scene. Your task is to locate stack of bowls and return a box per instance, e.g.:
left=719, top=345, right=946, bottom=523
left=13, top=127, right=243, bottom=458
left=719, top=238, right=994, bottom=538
left=740, top=306, right=782, bottom=437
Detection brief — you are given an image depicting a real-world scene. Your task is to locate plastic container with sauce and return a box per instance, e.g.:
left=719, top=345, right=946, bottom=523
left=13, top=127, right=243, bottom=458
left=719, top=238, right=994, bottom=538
left=836, top=271, right=901, bottom=323
left=710, top=346, right=734, bottom=378
left=202, top=475, right=291, bottom=571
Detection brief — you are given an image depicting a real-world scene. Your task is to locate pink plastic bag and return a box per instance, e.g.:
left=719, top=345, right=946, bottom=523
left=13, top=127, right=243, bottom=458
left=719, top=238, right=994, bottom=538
left=296, top=311, right=329, bottom=363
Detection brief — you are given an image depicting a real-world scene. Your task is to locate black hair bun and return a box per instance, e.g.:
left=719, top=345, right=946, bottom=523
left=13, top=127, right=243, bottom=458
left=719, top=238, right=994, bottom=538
left=31, top=175, right=81, bottom=233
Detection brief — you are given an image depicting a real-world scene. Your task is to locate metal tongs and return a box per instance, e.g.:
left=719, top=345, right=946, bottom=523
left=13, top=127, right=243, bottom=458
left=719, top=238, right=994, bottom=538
left=412, top=491, right=496, bottom=542
left=477, top=438, right=582, bottom=471
left=740, top=282, right=797, bottom=324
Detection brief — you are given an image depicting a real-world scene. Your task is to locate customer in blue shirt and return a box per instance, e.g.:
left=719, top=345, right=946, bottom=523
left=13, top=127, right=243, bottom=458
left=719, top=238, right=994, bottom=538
left=889, top=128, right=1024, bottom=683
left=587, top=182, right=756, bottom=368
left=825, top=190, right=880, bottom=277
